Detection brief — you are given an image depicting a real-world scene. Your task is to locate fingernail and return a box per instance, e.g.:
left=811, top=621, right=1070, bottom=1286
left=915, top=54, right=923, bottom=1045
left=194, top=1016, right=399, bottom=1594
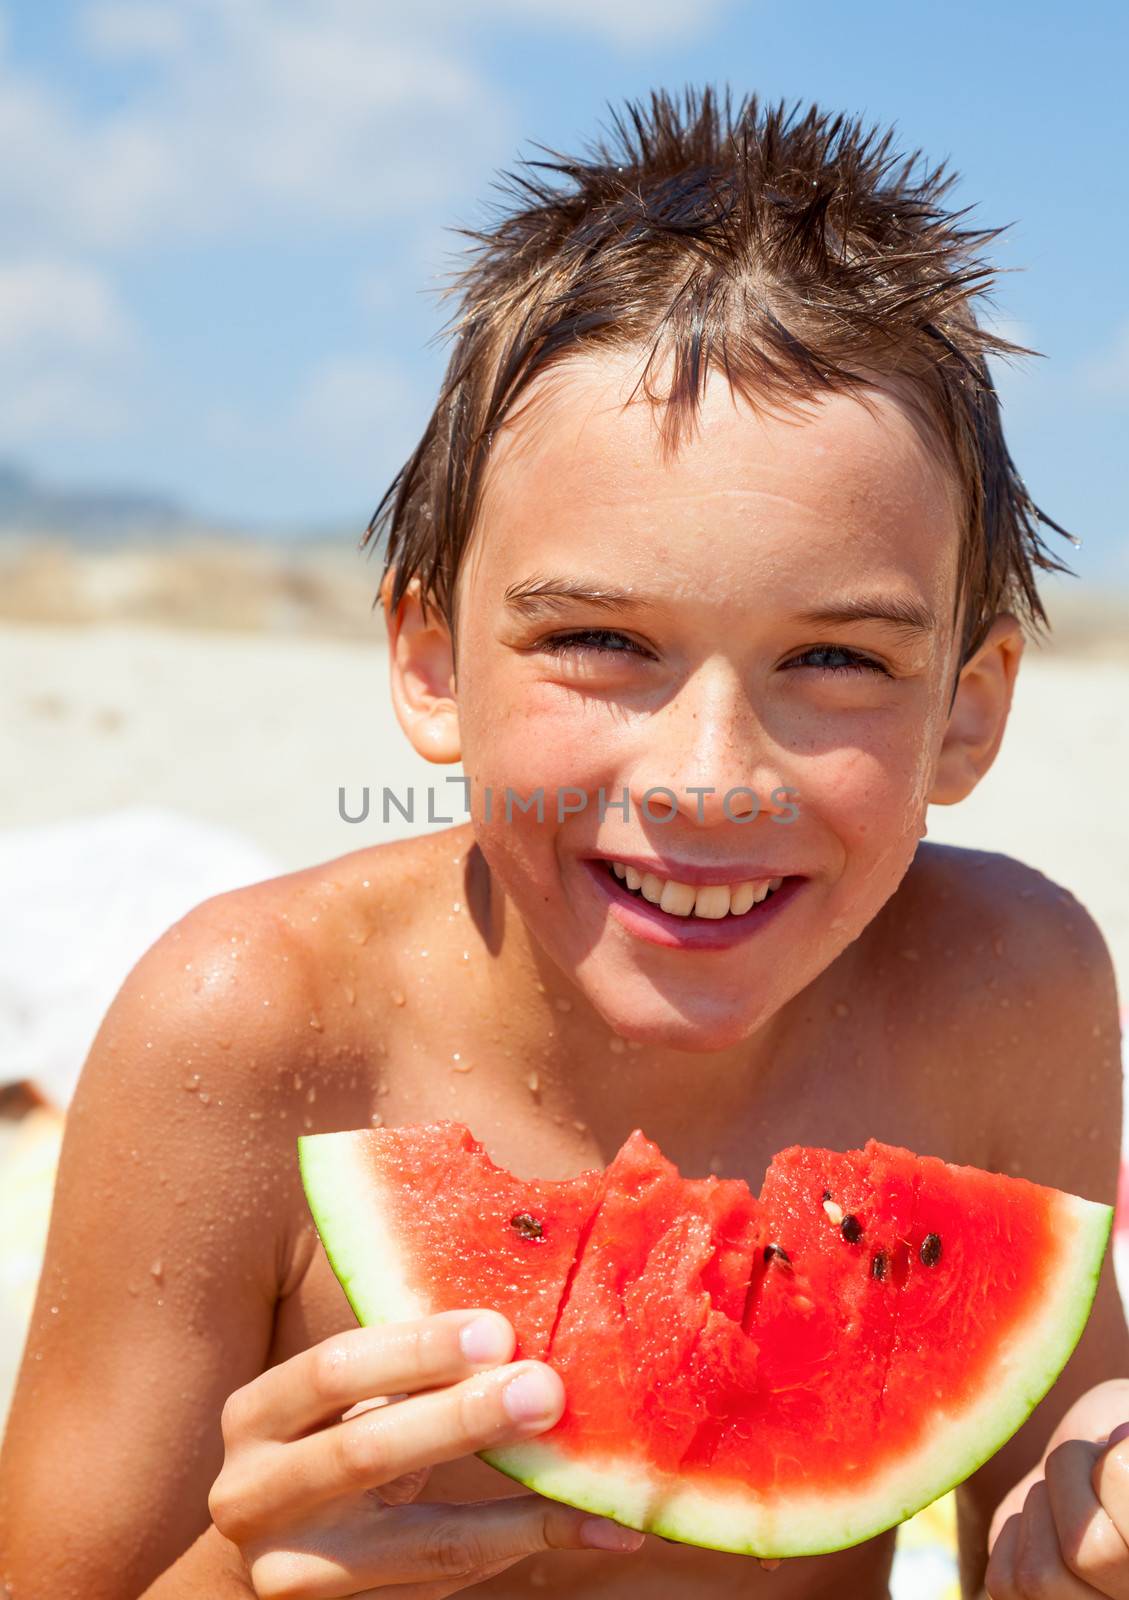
left=458, top=1313, right=511, bottom=1366
left=502, top=1366, right=560, bottom=1424
left=579, top=1516, right=645, bottom=1552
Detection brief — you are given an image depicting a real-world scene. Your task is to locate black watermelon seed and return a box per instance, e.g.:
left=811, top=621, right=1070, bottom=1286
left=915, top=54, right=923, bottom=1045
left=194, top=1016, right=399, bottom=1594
left=764, top=1243, right=792, bottom=1267
left=840, top=1214, right=863, bottom=1244
left=510, top=1212, right=544, bottom=1241
left=920, top=1233, right=943, bottom=1267
left=870, top=1251, right=887, bottom=1280
left=821, top=1189, right=832, bottom=1203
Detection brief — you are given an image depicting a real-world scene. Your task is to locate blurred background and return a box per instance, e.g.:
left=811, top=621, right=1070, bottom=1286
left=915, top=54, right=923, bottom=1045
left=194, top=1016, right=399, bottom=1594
left=1, top=4, right=1126, bottom=1590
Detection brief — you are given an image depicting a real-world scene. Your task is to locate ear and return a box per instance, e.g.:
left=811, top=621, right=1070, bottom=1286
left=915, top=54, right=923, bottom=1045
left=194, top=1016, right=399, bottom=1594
left=382, top=570, right=461, bottom=764
left=929, top=613, right=1025, bottom=806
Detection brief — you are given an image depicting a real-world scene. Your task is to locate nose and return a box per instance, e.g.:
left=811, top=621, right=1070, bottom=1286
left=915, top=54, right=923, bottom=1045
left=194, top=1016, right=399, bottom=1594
left=626, top=662, right=789, bottom=828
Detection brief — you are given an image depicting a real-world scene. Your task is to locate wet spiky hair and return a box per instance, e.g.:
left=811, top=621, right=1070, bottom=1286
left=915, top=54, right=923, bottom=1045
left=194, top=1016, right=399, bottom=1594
left=365, top=84, right=1076, bottom=668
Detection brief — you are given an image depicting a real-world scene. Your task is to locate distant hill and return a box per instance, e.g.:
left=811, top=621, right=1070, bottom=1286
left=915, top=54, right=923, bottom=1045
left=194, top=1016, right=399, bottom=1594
left=0, top=460, right=193, bottom=541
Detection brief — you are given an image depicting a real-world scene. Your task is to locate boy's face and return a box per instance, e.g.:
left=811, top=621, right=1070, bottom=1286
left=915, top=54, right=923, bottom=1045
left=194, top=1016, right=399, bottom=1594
left=433, top=350, right=985, bottom=1050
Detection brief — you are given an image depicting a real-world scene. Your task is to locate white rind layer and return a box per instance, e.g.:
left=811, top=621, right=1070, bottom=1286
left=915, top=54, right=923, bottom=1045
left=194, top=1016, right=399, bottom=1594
left=299, top=1130, right=1113, bottom=1558
left=298, top=1131, right=425, bottom=1327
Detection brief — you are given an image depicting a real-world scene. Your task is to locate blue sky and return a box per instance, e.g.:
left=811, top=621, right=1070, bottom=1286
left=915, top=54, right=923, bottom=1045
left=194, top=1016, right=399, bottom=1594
left=2, top=0, right=1127, bottom=582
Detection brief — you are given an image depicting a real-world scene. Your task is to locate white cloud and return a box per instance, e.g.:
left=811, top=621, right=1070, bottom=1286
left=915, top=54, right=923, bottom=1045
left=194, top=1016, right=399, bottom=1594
left=487, top=0, right=729, bottom=43
left=81, top=2, right=190, bottom=58
left=0, top=257, right=135, bottom=441
left=0, top=1, right=513, bottom=252
left=0, top=258, right=130, bottom=352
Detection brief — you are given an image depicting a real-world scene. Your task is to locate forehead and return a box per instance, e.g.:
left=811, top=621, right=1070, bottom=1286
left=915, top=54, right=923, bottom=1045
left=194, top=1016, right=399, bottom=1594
left=462, top=348, right=963, bottom=615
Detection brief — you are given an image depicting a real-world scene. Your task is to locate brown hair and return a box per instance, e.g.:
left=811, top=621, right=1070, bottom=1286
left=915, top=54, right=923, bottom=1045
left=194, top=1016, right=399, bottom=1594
left=364, top=84, right=1077, bottom=671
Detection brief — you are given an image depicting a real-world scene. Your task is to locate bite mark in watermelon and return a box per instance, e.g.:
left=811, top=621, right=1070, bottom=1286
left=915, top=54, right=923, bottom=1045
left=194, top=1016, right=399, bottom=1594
left=297, top=1123, right=1111, bottom=1558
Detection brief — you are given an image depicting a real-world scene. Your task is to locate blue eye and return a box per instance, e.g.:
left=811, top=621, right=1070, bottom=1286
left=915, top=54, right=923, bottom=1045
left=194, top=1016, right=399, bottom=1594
left=789, top=645, right=889, bottom=677
left=539, top=629, right=645, bottom=657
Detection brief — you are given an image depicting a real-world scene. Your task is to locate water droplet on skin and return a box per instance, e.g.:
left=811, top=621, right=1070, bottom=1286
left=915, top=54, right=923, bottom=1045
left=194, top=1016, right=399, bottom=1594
left=127, top=1282, right=140, bottom=1297
left=527, top=1071, right=540, bottom=1095
left=49, top=1305, right=59, bottom=1315
left=293, top=1074, right=302, bottom=1090
left=451, top=1053, right=473, bottom=1073
left=303, top=1115, right=313, bottom=1129
left=391, top=990, right=406, bottom=1007
left=708, top=1154, right=722, bottom=1174
left=306, top=1086, right=317, bottom=1104
left=572, top=1120, right=587, bottom=1134
left=150, top=1260, right=163, bottom=1282
left=183, top=1075, right=200, bottom=1093
left=462, top=950, right=470, bottom=961
left=833, top=1001, right=851, bottom=1019
left=609, top=1037, right=626, bottom=1055
left=198, top=1091, right=211, bottom=1105
left=452, top=901, right=462, bottom=913
left=344, top=985, right=356, bottom=1006
left=309, top=1015, right=324, bottom=1032
left=555, top=997, right=572, bottom=1013
left=899, top=948, right=919, bottom=962
left=371, top=1110, right=384, bottom=1126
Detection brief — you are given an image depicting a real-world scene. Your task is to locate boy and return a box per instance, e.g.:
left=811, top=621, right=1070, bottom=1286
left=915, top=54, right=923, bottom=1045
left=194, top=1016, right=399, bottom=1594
left=1, top=86, right=1126, bottom=1600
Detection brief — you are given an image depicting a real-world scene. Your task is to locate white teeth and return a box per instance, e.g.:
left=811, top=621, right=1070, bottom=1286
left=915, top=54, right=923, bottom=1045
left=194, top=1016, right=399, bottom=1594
left=607, top=863, right=785, bottom=919
left=691, top=884, right=731, bottom=920
left=659, top=880, right=697, bottom=917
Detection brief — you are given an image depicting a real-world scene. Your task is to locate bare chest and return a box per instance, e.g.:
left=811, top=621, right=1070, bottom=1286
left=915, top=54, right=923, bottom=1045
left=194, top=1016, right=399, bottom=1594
left=263, top=983, right=975, bottom=1598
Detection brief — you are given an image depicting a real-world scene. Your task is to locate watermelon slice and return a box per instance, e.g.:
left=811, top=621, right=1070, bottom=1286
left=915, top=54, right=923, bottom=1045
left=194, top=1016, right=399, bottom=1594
left=297, top=1123, right=1111, bottom=1558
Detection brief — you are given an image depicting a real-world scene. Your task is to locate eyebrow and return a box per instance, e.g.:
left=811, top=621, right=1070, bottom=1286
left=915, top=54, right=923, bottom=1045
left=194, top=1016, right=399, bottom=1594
left=503, top=575, right=654, bottom=617
left=504, top=574, right=937, bottom=637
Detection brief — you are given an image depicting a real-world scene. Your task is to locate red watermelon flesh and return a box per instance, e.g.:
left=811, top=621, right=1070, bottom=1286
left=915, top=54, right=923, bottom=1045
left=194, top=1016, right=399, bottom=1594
left=298, top=1122, right=1111, bottom=1557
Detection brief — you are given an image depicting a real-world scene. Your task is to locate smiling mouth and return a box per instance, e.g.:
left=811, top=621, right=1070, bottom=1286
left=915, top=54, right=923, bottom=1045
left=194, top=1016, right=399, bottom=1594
left=600, top=860, right=787, bottom=920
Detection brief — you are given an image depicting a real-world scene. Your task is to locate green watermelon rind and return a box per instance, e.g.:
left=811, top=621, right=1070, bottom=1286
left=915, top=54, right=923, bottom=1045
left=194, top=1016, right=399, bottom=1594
left=298, top=1130, right=1113, bottom=1559
left=298, top=1130, right=426, bottom=1328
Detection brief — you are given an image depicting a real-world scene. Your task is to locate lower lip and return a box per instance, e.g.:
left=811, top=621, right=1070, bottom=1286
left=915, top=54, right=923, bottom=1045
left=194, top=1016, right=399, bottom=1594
left=581, top=860, right=807, bottom=951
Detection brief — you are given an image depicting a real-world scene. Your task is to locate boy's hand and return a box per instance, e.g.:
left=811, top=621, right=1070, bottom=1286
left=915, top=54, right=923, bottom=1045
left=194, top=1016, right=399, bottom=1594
left=985, top=1380, right=1129, bottom=1597
left=209, top=1308, right=644, bottom=1597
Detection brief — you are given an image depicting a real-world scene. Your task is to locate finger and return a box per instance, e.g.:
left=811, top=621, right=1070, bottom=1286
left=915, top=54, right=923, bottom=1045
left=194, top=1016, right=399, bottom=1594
left=223, top=1361, right=565, bottom=1537
left=251, top=1495, right=644, bottom=1598
left=1014, top=1480, right=1099, bottom=1598
left=1095, top=1433, right=1129, bottom=1554
left=985, top=1510, right=1022, bottom=1600
left=1044, top=1439, right=1129, bottom=1598
left=989, top=1463, right=1044, bottom=1551
left=225, top=1311, right=516, bottom=1442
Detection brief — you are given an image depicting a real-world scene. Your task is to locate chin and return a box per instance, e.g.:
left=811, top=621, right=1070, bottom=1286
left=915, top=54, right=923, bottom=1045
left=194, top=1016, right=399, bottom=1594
left=583, top=979, right=778, bottom=1055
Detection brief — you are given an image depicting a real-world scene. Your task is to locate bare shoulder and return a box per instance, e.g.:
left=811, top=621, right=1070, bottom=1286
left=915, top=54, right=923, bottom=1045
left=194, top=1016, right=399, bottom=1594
left=877, top=841, right=1122, bottom=1194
